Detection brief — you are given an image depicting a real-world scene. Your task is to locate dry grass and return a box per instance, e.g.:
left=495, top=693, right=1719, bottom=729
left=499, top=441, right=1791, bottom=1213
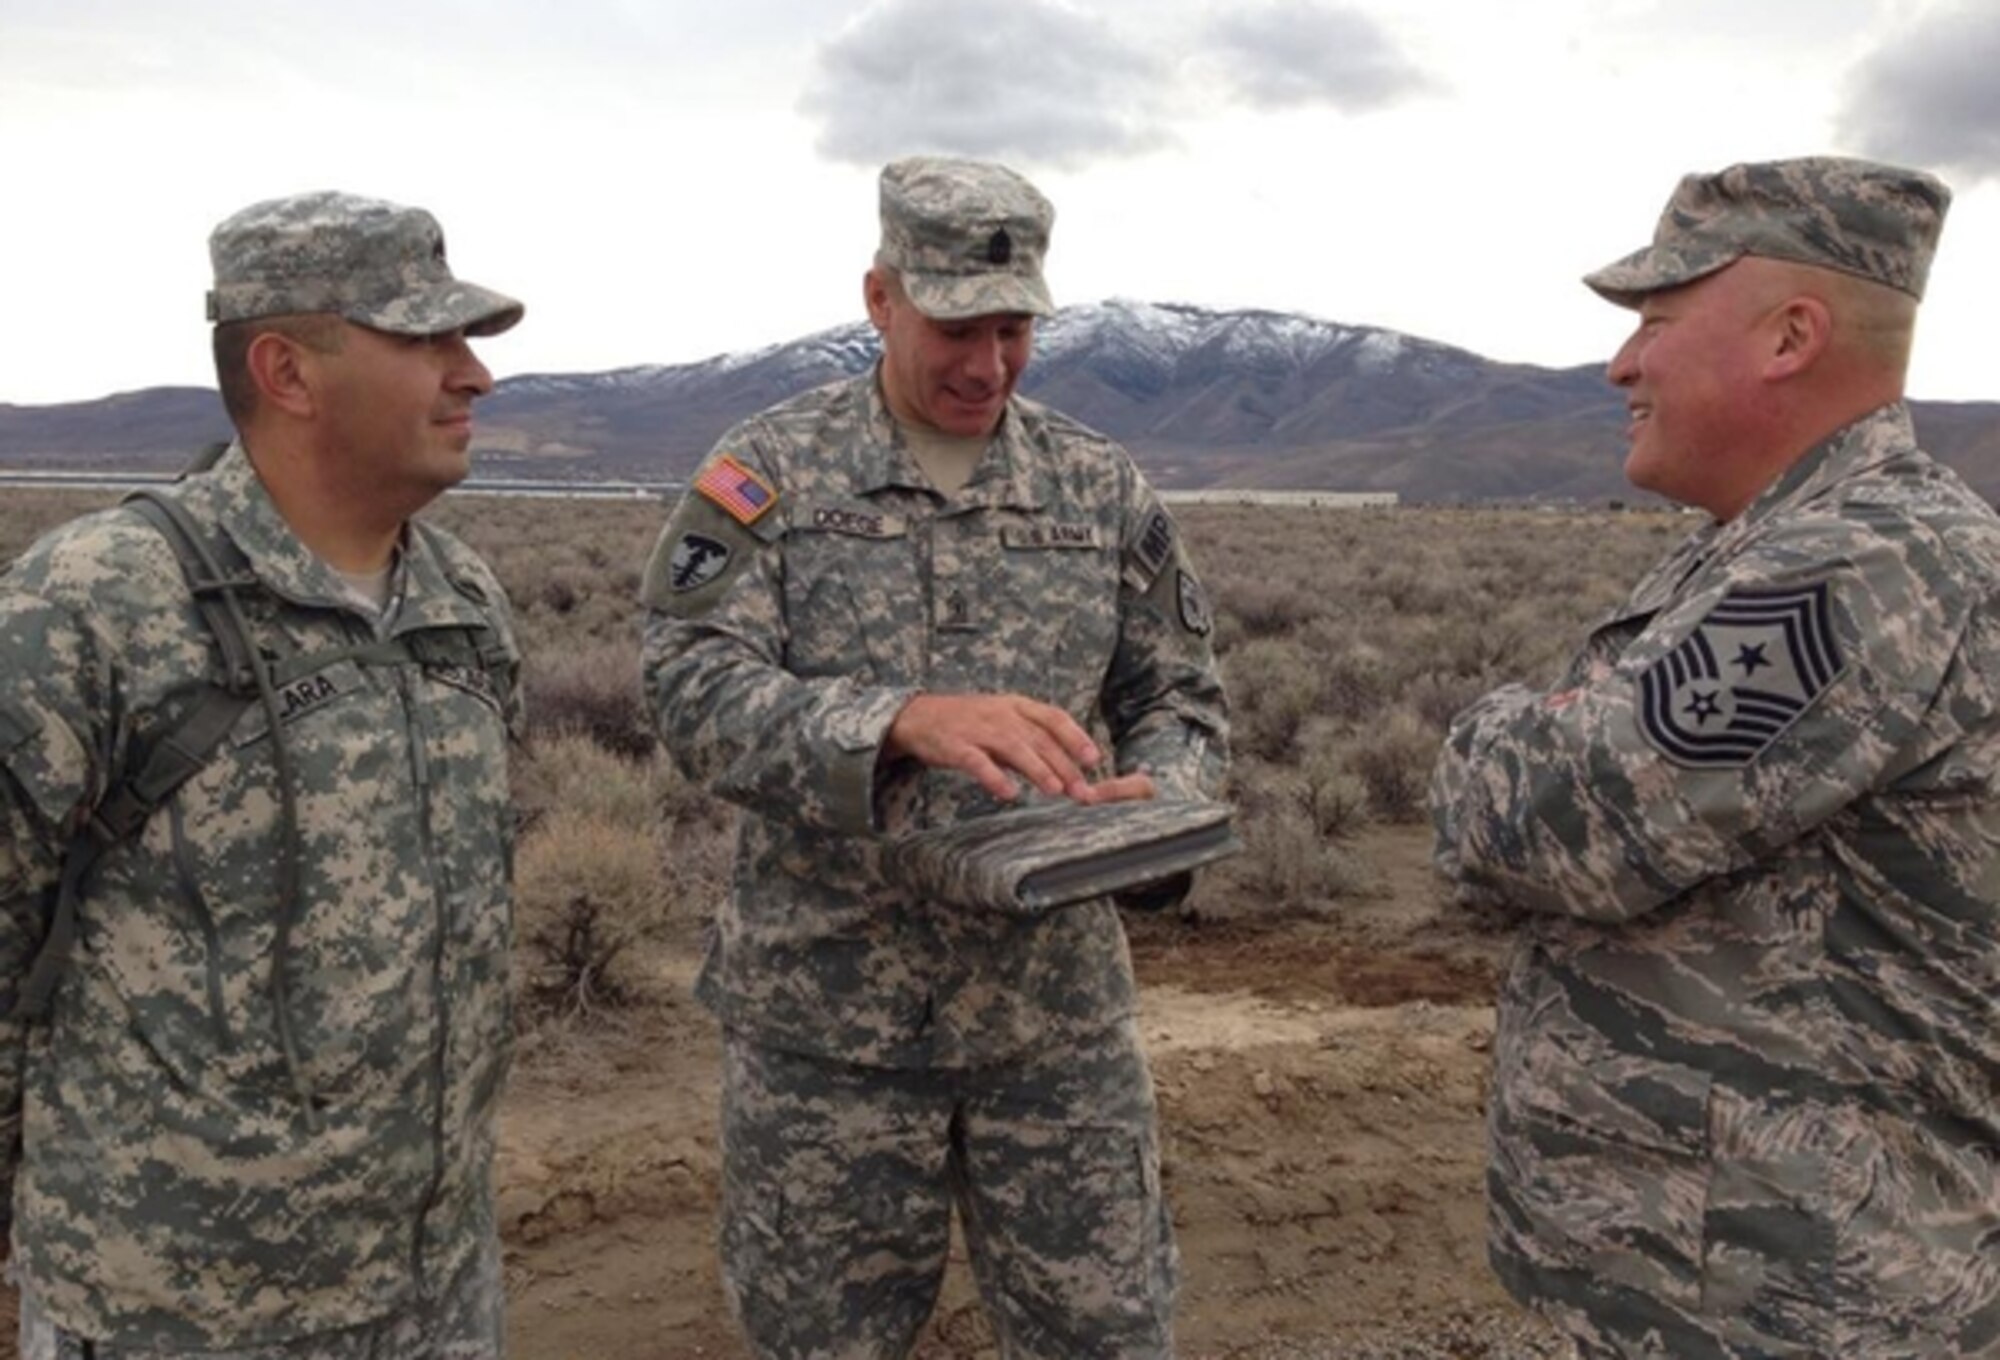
left=6, top=489, right=1683, bottom=1022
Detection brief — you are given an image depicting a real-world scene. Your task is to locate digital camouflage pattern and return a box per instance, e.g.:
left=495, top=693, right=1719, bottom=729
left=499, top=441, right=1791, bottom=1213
left=0, top=444, right=520, bottom=1350
left=877, top=157, right=1056, bottom=320
left=887, top=795, right=1239, bottom=915
left=718, top=1018, right=1174, bottom=1358
left=1431, top=405, right=2000, bottom=1357
left=641, top=363, right=1226, bottom=1354
left=206, top=191, right=524, bottom=338
left=18, top=1228, right=503, bottom=1360
left=641, top=372, right=1228, bottom=1071
left=1585, top=156, right=1950, bottom=307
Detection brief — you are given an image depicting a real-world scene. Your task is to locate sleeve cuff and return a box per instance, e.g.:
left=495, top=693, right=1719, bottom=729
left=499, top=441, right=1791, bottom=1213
left=825, top=686, right=920, bottom=835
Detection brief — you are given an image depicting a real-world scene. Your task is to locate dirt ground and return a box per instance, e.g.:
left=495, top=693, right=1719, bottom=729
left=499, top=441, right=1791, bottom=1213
left=0, top=828, right=1560, bottom=1360
left=496, top=827, right=1566, bottom=1360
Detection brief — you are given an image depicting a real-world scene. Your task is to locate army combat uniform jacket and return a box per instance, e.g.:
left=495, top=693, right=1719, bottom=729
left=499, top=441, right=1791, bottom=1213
left=1432, top=404, right=2000, bottom=1356
left=0, top=446, right=520, bottom=1348
left=642, top=373, right=1228, bottom=1070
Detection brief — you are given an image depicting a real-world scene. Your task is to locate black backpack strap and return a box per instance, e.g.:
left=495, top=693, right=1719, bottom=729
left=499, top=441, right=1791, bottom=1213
left=124, top=492, right=264, bottom=695
left=21, top=487, right=321, bottom=1122
left=13, top=493, right=272, bottom=1022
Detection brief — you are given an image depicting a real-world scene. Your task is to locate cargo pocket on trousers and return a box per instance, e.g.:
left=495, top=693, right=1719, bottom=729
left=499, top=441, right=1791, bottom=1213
left=1492, top=1041, right=1715, bottom=1311
left=988, top=1127, right=1176, bottom=1343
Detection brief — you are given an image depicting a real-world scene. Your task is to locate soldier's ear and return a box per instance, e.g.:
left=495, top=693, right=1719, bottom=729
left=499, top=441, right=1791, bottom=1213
left=863, top=268, right=894, bottom=335
left=245, top=330, right=320, bottom=420
left=1765, top=296, right=1832, bottom=382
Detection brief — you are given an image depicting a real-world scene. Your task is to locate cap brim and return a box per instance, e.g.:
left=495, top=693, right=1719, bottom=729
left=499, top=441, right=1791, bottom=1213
left=902, top=270, right=1054, bottom=321
left=350, top=280, right=524, bottom=338
left=1583, top=243, right=1742, bottom=308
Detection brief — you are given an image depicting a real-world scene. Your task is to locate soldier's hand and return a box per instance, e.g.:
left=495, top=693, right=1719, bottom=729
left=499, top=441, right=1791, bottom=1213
left=886, top=693, right=1143, bottom=804
left=1079, top=771, right=1156, bottom=804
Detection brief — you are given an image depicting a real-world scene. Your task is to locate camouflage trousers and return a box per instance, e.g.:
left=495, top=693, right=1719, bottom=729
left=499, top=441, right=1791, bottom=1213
left=16, top=1230, right=504, bottom=1360
left=720, top=1017, right=1177, bottom=1360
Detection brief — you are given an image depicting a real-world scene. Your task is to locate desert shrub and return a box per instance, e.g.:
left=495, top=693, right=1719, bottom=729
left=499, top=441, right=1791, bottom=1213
left=523, top=641, right=655, bottom=757
left=513, top=732, right=707, bottom=832
left=1402, top=671, right=1492, bottom=732
left=1214, top=577, right=1319, bottom=639
left=1347, top=707, right=1439, bottom=824
left=1225, top=637, right=1322, bottom=761
left=524, top=894, right=634, bottom=1020
left=1213, top=802, right=1374, bottom=912
left=1297, top=723, right=1371, bottom=838
left=515, top=807, right=669, bottom=929
left=538, top=572, right=581, bottom=615
left=1298, top=628, right=1394, bottom=724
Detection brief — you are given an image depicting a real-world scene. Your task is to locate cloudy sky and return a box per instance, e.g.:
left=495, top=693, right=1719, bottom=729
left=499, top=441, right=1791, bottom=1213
left=7, top=0, right=2000, bottom=406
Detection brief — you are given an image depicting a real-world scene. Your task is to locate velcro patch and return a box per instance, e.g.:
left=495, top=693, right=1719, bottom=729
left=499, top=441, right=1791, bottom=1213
left=695, top=455, right=777, bottom=526
left=669, top=533, right=733, bottom=591
left=1134, top=510, right=1174, bottom=578
left=1177, top=569, right=1212, bottom=636
left=1639, top=583, right=1843, bottom=767
left=428, top=661, right=503, bottom=710
left=1003, top=522, right=1102, bottom=550
left=235, top=664, right=362, bottom=746
left=803, top=505, right=905, bottom=539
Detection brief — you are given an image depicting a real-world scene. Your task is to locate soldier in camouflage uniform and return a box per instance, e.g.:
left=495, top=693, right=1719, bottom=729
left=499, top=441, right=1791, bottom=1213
left=641, top=156, right=1228, bottom=1357
left=0, top=192, right=524, bottom=1358
left=1431, top=157, right=2000, bottom=1357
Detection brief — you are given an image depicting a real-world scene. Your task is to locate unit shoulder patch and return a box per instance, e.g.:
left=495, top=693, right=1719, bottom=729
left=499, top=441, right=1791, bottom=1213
left=1638, top=582, right=1844, bottom=767
left=1177, top=568, right=1213, bottom=637
left=669, top=533, right=733, bottom=592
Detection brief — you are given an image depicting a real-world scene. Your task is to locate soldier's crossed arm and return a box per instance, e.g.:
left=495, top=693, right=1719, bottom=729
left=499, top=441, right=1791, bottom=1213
left=1430, top=532, right=1963, bottom=922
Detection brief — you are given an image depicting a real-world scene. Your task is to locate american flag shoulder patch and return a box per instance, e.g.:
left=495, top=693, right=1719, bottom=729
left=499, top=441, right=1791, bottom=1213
left=695, top=455, right=778, bottom=526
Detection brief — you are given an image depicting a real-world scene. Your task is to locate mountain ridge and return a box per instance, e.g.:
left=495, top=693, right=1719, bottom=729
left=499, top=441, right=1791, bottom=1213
left=5, top=300, right=1997, bottom=504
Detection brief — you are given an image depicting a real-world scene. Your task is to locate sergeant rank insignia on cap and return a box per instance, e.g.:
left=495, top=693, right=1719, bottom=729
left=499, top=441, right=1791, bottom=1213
left=1638, top=582, right=1843, bottom=767
left=695, top=455, right=777, bottom=526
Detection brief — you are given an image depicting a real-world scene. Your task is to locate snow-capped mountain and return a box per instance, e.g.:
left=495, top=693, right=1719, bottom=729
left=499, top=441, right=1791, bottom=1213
left=5, top=302, right=1999, bottom=504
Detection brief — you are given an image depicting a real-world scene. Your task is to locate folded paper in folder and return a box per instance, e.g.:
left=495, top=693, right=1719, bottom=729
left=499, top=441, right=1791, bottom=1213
left=887, top=798, right=1242, bottom=916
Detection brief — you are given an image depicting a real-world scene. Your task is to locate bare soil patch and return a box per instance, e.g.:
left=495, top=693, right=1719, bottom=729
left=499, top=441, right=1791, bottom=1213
left=496, top=827, right=1562, bottom=1359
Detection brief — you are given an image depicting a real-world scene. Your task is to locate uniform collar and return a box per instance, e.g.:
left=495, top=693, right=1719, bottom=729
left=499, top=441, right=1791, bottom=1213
left=1615, top=403, right=1918, bottom=619
left=181, top=441, right=487, bottom=632
left=855, top=369, right=1042, bottom=512
left=1706, top=402, right=1917, bottom=561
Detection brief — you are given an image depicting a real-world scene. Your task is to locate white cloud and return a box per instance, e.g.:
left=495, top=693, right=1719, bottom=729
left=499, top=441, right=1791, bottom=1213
left=1201, top=1, right=1435, bottom=112
left=1837, top=1, right=2000, bottom=183
left=801, top=0, right=1173, bottom=168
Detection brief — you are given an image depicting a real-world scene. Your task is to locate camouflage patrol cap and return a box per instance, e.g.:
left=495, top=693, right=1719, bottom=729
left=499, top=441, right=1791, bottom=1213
left=878, top=156, right=1055, bottom=319
left=206, top=190, right=524, bottom=336
left=1585, top=156, right=1951, bottom=307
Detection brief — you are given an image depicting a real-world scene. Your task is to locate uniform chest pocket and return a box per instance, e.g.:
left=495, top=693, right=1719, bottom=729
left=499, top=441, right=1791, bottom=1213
left=229, top=657, right=373, bottom=750
left=984, top=528, right=1120, bottom=704
left=783, top=504, right=915, bottom=681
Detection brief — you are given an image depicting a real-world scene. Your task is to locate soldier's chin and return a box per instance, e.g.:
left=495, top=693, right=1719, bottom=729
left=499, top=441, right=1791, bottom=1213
left=935, top=400, right=1002, bottom=437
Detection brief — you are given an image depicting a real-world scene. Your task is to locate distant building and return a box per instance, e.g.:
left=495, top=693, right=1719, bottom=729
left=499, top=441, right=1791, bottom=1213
left=1160, top=489, right=1399, bottom=508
